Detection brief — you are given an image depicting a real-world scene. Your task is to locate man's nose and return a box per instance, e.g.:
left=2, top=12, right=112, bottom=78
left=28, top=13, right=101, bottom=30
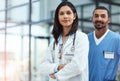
left=97, top=16, right=102, bottom=20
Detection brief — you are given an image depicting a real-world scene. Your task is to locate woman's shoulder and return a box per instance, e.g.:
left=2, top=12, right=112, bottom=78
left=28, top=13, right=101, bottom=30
left=75, top=30, right=89, bottom=45
left=49, top=38, right=55, bottom=47
left=76, top=29, right=87, bottom=38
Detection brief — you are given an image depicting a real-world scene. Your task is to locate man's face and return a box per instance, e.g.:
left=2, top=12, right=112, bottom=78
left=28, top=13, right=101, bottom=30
left=92, top=9, right=110, bottom=30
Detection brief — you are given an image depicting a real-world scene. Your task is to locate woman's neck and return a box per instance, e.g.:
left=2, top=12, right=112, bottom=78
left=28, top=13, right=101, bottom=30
left=62, top=26, right=71, bottom=43
left=62, top=35, right=67, bottom=43
left=62, top=26, right=71, bottom=36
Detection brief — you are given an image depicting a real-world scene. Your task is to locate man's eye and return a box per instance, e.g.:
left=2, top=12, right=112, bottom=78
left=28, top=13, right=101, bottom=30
left=94, top=15, right=98, bottom=18
left=101, top=15, right=106, bottom=18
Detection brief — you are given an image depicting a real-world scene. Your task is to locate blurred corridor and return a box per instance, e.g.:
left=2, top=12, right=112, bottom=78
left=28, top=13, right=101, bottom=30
left=0, top=0, right=120, bottom=81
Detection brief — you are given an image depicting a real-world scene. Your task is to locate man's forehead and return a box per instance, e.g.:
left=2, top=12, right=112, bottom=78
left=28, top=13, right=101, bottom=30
left=94, top=9, right=107, bottom=14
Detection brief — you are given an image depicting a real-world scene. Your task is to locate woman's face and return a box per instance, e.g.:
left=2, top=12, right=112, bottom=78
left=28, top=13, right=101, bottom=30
left=58, top=5, right=76, bottom=28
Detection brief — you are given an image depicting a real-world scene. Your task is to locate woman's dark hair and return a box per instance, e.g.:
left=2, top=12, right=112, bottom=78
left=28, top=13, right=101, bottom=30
left=52, top=1, right=78, bottom=44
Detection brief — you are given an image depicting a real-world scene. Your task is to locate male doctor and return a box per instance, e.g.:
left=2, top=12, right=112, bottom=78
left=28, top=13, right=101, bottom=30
left=88, top=6, right=120, bottom=81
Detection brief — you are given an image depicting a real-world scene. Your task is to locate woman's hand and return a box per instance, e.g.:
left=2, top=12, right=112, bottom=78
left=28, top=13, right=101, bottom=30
left=57, top=64, right=66, bottom=70
left=50, top=64, right=66, bottom=79
left=50, top=73, right=56, bottom=79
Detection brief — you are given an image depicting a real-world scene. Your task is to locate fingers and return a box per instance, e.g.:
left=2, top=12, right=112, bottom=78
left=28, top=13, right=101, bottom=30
left=58, top=64, right=66, bottom=70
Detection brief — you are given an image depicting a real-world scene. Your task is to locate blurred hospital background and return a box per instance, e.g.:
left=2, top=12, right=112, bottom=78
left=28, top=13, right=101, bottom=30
left=0, top=0, right=120, bottom=81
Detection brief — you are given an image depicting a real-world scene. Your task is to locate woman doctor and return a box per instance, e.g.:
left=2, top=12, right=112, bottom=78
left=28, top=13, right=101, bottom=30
left=39, top=1, right=89, bottom=81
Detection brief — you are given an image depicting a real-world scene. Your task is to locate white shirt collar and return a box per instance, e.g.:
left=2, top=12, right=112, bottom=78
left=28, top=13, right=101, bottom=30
left=94, top=29, right=109, bottom=45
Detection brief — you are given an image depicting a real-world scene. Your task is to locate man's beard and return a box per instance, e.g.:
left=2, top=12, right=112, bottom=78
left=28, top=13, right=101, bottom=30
left=94, top=21, right=106, bottom=30
left=94, top=25, right=105, bottom=30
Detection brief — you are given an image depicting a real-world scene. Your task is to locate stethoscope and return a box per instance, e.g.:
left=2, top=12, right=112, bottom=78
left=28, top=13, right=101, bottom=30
left=71, top=32, right=76, bottom=52
left=52, top=32, right=76, bottom=62
left=53, top=32, right=76, bottom=51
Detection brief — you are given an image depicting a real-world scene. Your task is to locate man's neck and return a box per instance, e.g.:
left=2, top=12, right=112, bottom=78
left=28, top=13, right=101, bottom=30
left=95, top=28, right=108, bottom=39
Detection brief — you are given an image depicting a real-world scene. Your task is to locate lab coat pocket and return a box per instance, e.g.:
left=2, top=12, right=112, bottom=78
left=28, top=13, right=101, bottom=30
left=49, top=77, right=57, bottom=81
left=64, top=53, right=74, bottom=63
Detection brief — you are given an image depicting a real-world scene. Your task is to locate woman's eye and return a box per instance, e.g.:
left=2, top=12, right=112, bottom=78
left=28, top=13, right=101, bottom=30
left=66, top=11, right=72, bottom=15
left=59, top=12, right=64, bottom=15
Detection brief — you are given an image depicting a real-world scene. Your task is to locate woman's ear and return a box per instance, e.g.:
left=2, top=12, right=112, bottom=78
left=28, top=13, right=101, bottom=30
left=73, top=13, right=76, bottom=20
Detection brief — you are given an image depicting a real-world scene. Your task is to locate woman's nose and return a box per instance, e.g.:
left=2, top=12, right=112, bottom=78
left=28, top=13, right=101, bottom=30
left=63, top=14, right=68, bottom=19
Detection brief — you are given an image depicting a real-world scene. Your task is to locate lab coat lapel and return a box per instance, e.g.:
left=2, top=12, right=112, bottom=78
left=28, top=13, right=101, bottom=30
left=63, top=34, right=74, bottom=49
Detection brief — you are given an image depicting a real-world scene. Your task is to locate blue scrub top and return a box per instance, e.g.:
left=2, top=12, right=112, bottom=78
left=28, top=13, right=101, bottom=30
left=88, top=30, right=120, bottom=81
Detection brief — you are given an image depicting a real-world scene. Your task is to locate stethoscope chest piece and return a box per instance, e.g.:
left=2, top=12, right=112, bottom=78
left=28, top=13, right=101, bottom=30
left=71, top=46, right=75, bottom=52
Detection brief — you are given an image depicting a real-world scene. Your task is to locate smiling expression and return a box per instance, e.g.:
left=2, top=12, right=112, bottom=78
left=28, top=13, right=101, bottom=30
left=58, top=6, right=76, bottom=28
left=92, top=9, right=110, bottom=30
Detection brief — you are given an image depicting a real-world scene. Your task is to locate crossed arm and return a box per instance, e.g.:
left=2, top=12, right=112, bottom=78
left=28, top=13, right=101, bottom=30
left=49, top=64, right=66, bottom=79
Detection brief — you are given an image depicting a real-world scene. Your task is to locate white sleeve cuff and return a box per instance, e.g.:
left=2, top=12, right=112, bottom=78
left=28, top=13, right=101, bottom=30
left=55, top=73, right=60, bottom=81
left=54, top=64, right=59, bottom=73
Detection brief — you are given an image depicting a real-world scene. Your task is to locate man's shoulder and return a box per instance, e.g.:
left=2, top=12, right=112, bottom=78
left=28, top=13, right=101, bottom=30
left=88, top=32, right=94, bottom=37
left=109, top=30, right=120, bottom=38
left=107, top=30, right=120, bottom=43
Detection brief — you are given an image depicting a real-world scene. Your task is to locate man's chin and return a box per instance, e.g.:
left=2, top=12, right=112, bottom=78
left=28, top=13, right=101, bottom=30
left=95, top=26, right=105, bottom=30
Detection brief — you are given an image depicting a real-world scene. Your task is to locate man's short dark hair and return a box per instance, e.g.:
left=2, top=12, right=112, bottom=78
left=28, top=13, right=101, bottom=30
left=93, top=6, right=110, bottom=18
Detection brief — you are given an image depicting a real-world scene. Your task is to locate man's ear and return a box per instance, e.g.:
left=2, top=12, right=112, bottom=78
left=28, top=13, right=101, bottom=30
left=108, top=18, right=111, bottom=23
left=92, top=17, right=94, bottom=22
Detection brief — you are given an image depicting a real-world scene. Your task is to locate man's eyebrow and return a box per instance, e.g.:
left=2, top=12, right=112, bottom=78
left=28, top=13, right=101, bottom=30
left=94, top=14, right=98, bottom=15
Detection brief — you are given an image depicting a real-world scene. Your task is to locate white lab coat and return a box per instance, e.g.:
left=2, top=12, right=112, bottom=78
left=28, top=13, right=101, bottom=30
left=39, top=30, right=89, bottom=81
